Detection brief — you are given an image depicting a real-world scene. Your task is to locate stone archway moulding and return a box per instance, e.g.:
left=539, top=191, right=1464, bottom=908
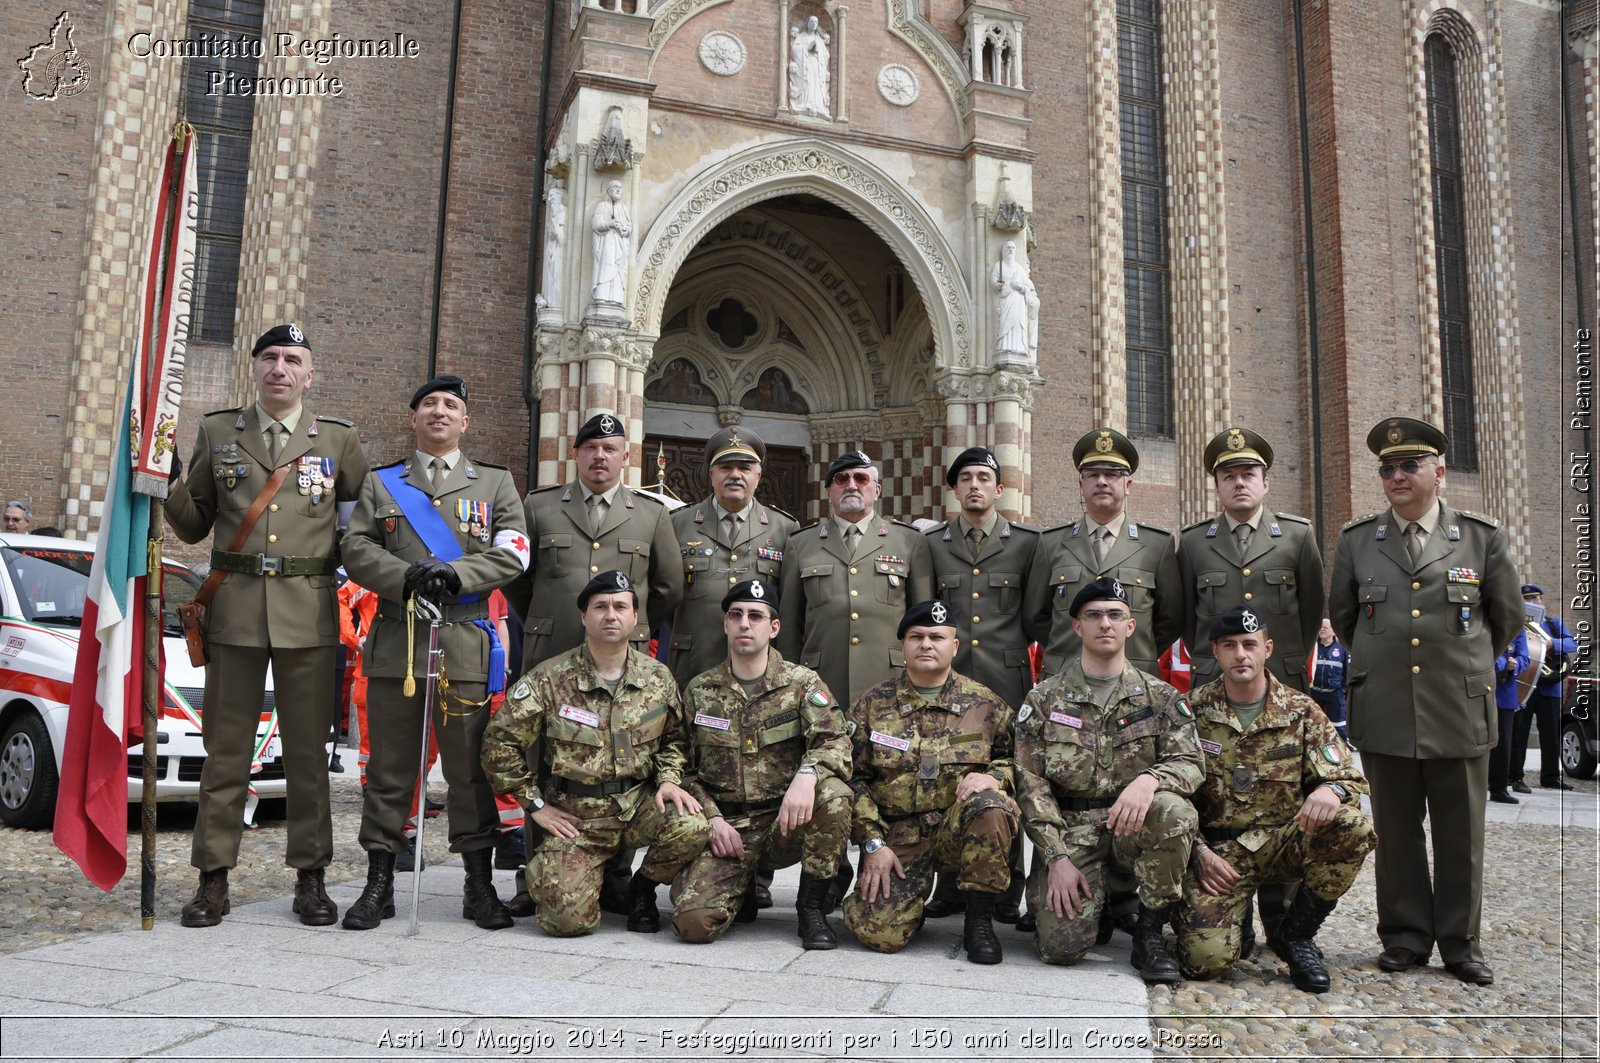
left=633, top=138, right=973, bottom=370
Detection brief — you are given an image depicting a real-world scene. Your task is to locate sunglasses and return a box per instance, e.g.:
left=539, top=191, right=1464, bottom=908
left=725, top=607, right=775, bottom=623
left=831, top=471, right=874, bottom=486
left=1379, top=458, right=1433, bottom=479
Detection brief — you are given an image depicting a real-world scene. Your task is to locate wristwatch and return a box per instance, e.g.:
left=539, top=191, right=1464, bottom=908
left=797, top=764, right=817, bottom=776
left=863, top=837, right=886, bottom=855
left=529, top=796, right=545, bottom=812
left=1323, top=783, right=1348, bottom=801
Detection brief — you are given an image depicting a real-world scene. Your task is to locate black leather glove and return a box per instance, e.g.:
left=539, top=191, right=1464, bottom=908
left=424, top=563, right=462, bottom=600
left=403, top=558, right=442, bottom=598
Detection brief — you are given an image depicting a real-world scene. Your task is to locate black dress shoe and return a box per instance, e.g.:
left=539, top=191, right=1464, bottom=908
left=1376, top=946, right=1427, bottom=972
left=1015, top=910, right=1036, bottom=933
left=1445, top=960, right=1495, bottom=985
left=1511, top=781, right=1532, bottom=794
left=1543, top=779, right=1575, bottom=791
left=1488, top=790, right=1519, bottom=804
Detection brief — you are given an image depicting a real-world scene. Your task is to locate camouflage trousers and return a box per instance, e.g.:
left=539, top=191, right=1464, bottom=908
left=528, top=791, right=711, bottom=938
left=843, top=789, right=1018, bottom=954
left=670, top=777, right=852, bottom=943
left=1029, top=791, right=1197, bottom=966
left=1175, top=806, right=1376, bottom=978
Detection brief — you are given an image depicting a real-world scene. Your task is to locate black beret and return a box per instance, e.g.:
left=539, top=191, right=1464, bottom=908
left=898, top=598, right=956, bottom=638
left=1072, top=428, right=1139, bottom=474
left=706, top=425, right=765, bottom=466
left=1522, top=584, right=1544, bottom=597
left=1209, top=602, right=1268, bottom=641
left=1069, top=576, right=1130, bottom=618
left=722, top=578, right=778, bottom=612
left=945, top=446, right=1000, bottom=487
left=826, top=450, right=875, bottom=483
left=1366, top=416, right=1448, bottom=460
left=410, top=374, right=469, bottom=409
left=577, top=569, right=636, bottom=609
left=575, top=412, right=626, bottom=448
left=251, top=323, right=310, bottom=357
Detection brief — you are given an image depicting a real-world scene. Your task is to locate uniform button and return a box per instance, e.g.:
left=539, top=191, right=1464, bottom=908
left=971, top=639, right=980, bottom=647
left=850, top=589, right=859, bottom=597
left=267, top=534, right=278, bottom=544
left=729, top=576, right=737, bottom=584
left=1411, top=638, right=1420, bottom=646
left=972, top=592, right=980, bottom=600
left=591, top=565, right=599, bottom=573
left=1135, top=578, right=1143, bottom=585
left=1412, top=581, right=1422, bottom=591
left=1242, top=568, right=1251, bottom=577
left=851, top=636, right=860, bottom=645
left=1244, top=592, right=1253, bottom=601
left=730, top=554, right=738, bottom=562
left=1412, top=665, right=1421, bottom=674
left=972, top=568, right=981, bottom=576
left=851, top=612, right=859, bottom=620
left=1411, top=609, right=1421, bottom=618
left=849, top=566, right=858, bottom=575
left=592, top=542, right=600, bottom=550
left=269, top=503, right=279, bottom=512
left=972, top=615, right=981, bottom=624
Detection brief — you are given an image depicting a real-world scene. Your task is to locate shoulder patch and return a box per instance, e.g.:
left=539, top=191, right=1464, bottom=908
left=315, top=414, right=355, bottom=427
left=808, top=688, right=831, bottom=708
left=845, top=720, right=858, bottom=738
left=1341, top=512, right=1379, bottom=531
left=510, top=678, right=533, bottom=701
left=1320, top=742, right=1344, bottom=765
left=1015, top=703, right=1033, bottom=724
left=1174, top=697, right=1193, bottom=720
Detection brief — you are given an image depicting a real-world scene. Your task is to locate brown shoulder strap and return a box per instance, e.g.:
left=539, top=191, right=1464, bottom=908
left=192, top=465, right=291, bottom=608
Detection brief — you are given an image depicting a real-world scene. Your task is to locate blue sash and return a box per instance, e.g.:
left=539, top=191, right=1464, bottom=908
left=376, top=463, right=505, bottom=693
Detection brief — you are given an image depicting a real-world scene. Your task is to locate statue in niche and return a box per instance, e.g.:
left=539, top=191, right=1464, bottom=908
left=789, top=15, right=832, bottom=118
left=540, top=183, right=565, bottom=308
left=590, top=179, right=633, bottom=307
left=646, top=358, right=716, bottom=405
left=742, top=366, right=809, bottom=415
left=992, top=239, right=1038, bottom=362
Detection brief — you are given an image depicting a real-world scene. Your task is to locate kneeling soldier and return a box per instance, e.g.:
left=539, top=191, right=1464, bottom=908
left=1014, top=577, right=1202, bottom=983
left=672, top=579, right=851, bottom=948
left=481, top=572, right=711, bottom=937
left=843, top=600, right=1019, bottom=964
left=1175, top=604, right=1375, bottom=992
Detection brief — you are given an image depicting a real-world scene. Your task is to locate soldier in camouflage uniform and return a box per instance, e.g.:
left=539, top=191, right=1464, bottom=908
left=1013, top=577, right=1202, bottom=983
left=671, top=579, right=851, bottom=948
left=843, top=600, right=1019, bottom=965
left=1175, top=604, right=1374, bottom=993
left=481, top=572, right=710, bottom=938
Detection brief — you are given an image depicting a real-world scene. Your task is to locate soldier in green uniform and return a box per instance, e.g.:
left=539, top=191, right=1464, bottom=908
left=777, top=450, right=934, bottom=708
left=922, top=446, right=1042, bottom=922
left=1178, top=428, right=1324, bottom=692
left=504, top=412, right=682, bottom=668
left=1174, top=604, right=1375, bottom=993
left=1013, top=577, right=1202, bottom=983
left=165, top=324, right=369, bottom=928
left=669, top=426, right=798, bottom=686
left=1029, top=428, right=1181, bottom=679
left=481, top=571, right=710, bottom=938
left=842, top=599, right=1019, bottom=965
left=671, top=579, right=851, bottom=948
left=338, top=375, right=530, bottom=932
left=1328, top=417, right=1522, bottom=986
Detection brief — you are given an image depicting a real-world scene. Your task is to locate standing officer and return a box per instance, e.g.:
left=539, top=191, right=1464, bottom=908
left=1012, top=577, right=1202, bottom=983
left=1175, top=604, right=1375, bottom=993
left=669, top=426, right=797, bottom=686
left=778, top=450, right=933, bottom=708
left=843, top=600, right=1018, bottom=964
left=165, top=323, right=369, bottom=927
left=1178, top=428, right=1324, bottom=692
left=1029, top=428, right=1181, bottom=679
left=672, top=579, right=851, bottom=948
left=481, top=572, right=711, bottom=937
left=922, top=446, right=1042, bottom=922
left=339, top=375, right=530, bottom=931
left=505, top=412, right=682, bottom=669
left=1329, top=417, right=1522, bottom=985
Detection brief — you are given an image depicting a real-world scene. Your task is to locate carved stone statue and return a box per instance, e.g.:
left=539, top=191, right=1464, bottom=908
left=992, top=240, right=1038, bottom=362
left=590, top=179, right=633, bottom=309
left=789, top=16, right=831, bottom=118
left=540, top=183, right=566, bottom=309
left=593, top=108, right=636, bottom=171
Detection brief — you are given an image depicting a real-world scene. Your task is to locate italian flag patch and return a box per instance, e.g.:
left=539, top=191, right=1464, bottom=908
left=1175, top=698, right=1193, bottom=719
left=1321, top=743, right=1343, bottom=764
left=809, top=689, right=831, bottom=707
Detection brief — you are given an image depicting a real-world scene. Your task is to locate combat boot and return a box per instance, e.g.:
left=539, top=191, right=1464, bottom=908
left=961, top=890, right=1004, bottom=965
left=625, top=871, right=662, bottom=933
left=180, top=869, right=230, bottom=928
left=1238, top=905, right=1256, bottom=959
left=923, top=872, right=965, bottom=918
left=292, top=868, right=338, bottom=926
left=795, top=872, right=838, bottom=950
left=1129, top=902, right=1182, bottom=984
left=461, top=849, right=513, bottom=930
left=822, top=858, right=854, bottom=915
left=1269, top=888, right=1338, bottom=993
left=342, top=850, right=397, bottom=930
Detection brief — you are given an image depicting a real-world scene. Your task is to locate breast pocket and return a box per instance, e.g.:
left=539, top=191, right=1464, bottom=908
left=1359, top=585, right=1387, bottom=635
left=755, top=557, right=781, bottom=580
left=682, top=553, right=712, bottom=599
left=1264, top=568, right=1297, bottom=614
left=1195, top=570, right=1229, bottom=617
left=988, top=571, right=1022, bottom=613
left=875, top=559, right=910, bottom=605
left=801, top=563, right=835, bottom=607
left=1111, top=716, right=1162, bottom=772
left=538, top=532, right=574, bottom=577
left=617, top=538, right=650, bottom=581
left=1039, top=724, right=1095, bottom=792
left=373, top=502, right=415, bottom=551
left=1112, top=566, right=1155, bottom=613
left=1051, top=564, right=1084, bottom=620
left=213, top=463, right=259, bottom=511
left=937, top=571, right=969, bottom=598
left=1449, top=585, right=1482, bottom=637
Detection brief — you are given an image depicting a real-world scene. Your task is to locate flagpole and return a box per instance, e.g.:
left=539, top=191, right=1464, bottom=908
left=141, top=508, right=162, bottom=929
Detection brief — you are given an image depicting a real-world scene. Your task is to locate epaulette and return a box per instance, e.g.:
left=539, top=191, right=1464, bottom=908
left=373, top=459, right=405, bottom=471
left=204, top=406, right=245, bottom=418
left=624, top=486, right=667, bottom=507
left=922, top=520, right=953, bottom=536
left=1004, top=520, right=1042, bottom=536
left=1042, top=519, right=1079, bottom=534
left=761, top=501, right=798, bottom=522
left=1457, top=509, right=1500, bottom=528
left=889, top=518, right=927, bottom=532
left=315, top=414, right=355, bottom=427
left=797, top=519, right=824, bottom=533
left=1341, top=512, right=1379, bottom=531
left=1133, top=520, right=1172, bottom=537
left=1182, top=516, right=1214, bottom=533
left=472, top=459, right=509, bottom=470
left=1274, top=511, right=1312, bottom=526
left=530, top=482, right=564, bottom=493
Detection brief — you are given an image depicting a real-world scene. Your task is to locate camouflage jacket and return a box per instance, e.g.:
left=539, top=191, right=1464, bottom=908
left=1187, top=672, right=1366, bottom=850
left=847, top=670, right=1015, bottom=845
left=681, top=651, right=848, bottom=821
left=1015, top=660, right=1203, bottom=860
left=481, top=643, right=687, bottom=819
